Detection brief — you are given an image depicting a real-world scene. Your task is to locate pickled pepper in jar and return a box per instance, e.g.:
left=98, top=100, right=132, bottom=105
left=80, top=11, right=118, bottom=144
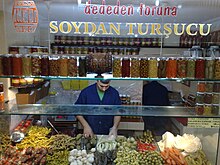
left=2, top=54, right=13, bottom=75
left=148, top=57, right=158, bottom=78
left=213, top=83, right=220, bottom=92
left=205, top=82, right=213, bottom=92
left=140, top=58, right=148, bottom=78
left=158, top=58, right=166, bottom=78
left=196, top=93, right=204, bottom=104
left=195, top=58, right=205, bottom=78
left=205, top=58, right=214, bottom=79
left=12, top=54, right=22, bottom=76
left=204, top=93, right=212, bottom=104
left=186, top=58, right=195, bottom=78
left=203, top=105, right=212, bottom=115
left=22, top=54, right=32, bottom=76
left=166, top=58, right=177, bottom=78
left=31, top=55, right=41, bottom=76
left=195, top=105, right=204, bottom=115
left=177, top=58, right=187, bottom=78
left=41, top=55, right=49, bottom=76
left=68, top=56, right=77, bottom=77
left=212, top=93, right=220, bottom=104
left=113, top=57, right=121, bottom=77
left=59, top=56, right=68, bottom=76
left=49, top=55, right=60, bottom=76
left=78, top=56, right=87, bottom=77
left=130, top=57, right=140, bottom=78
left=214, top=58, right=220, bottom=79
left=121, top=57, right=130, bottom=77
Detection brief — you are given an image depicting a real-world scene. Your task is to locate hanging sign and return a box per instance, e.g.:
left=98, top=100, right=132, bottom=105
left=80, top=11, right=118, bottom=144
left=12, top=0, right=38, bottom=33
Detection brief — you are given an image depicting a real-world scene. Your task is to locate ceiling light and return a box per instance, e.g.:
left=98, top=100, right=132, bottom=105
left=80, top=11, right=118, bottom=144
left=155, top=0, right=160, bottom=6
left=78, top=0, right=81, bottom=5
left=178, top=5, right=182, bottom=9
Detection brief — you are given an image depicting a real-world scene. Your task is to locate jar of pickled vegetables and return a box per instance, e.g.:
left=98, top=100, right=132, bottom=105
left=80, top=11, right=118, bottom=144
left=41, top=55, right=49, bottom=76
left=197, top=82, right=205, bottom=92
left=195, top=104, right=204, bottom=115
left=130, top=57, right=140, bottom=78
left=59, top=55, right=68, bottom=76
left=205, top=82, right=213, bottom=92
left=122, top=57, right=130, bottom=77
left=186, top=58, right=195, bottom=78
left=205, top=57, right=214, bottom=79
left=204, top=93, right=212, bottom=104
left=78, top=56, right=87, bottom=77
left=140, top=57, right=148, bottom=78
left=212, top=105, right=219, bottom=115
left=22, top=54, right=32, bottom=76
left=203, top=104, right=212, bottom=115
left=166, top=57, right=177, bottom=78
left=113, top=57, right=121, bottom=77
left=213, top=83, right=220, bottom=92
left=177, top=57, right=187, bottom=78
left=212, top=93, right=220, bottom=104
left=148, top=57, right=158, bottom=78
left=2, top=54, right=13, bottom=75
left=196, top=93, right=204, bottom=104
left=49, top=55, right=60, bottom=76
left=12, top=54, right=22, bottom=76
left=68, top=56, right=77, bottom=77
left=158, top=57, right=166, bottom=78
left=214, top=57, right=220, bottom=79
left=195, top=58, right=205, bottom=78
left=31, top=54, right=41, bottom=76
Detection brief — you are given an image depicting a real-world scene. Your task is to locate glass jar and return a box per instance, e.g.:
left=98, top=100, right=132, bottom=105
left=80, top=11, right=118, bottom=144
left=106, top=37, right=112, bottom=45
left=11, top=78, right=20, bottom=87
left=49, top=55, right=60, bottom=76
left=59, top=55, right=68, bottom=76
left=130, top=57, right=140, bottom=78
left=205, top=57, right=214, bottom=79
left=78, top=56, right=87, bottom=77
left=205, top=82, right=213, bottom=92
left=203, top=105, right=212, bottom=116
left=212, top=105, right=219, bottom=115
left=212, top=93, right=220, bottom=104
left=121, top=57, right=130, bottom=77
left=2, top=54, right=13, bottom=75
left=158, top=57, right=166, bottom=78
left=22, top=54, right=32, bottom=76
left=195, top=58, right=205, bottom=78
left=166, top=58, right=177, bottom=78
left=189, top=45, right=203, bottom=57
left=31, top=54, right=41, bottom=76
left=204, top=93, right=212, bottom=104
left=186, top=58, right=195, bottom=78
left=68, top=56, right=77, bottom=77
left=197, top=82, right=206, bottom=92
left=206, top=45, right=220, bottom=57
left=177, top=57, right=187, bottom=78
left=214, top=58, right=220, bottom=79
left=195, top=104, right=204, bottom=115
left=213, top=83, right=220, bottom=92
left=113, top=57, right=121, bottom=77
left=196, top=93, right=204, bottom=104
left=148, top=57, right=158, bottom=78
left=140, top=58, right=148, bottom=78
left=41, top=55, right=49, bottom=76
left=12, top=54, right=22, bottom=76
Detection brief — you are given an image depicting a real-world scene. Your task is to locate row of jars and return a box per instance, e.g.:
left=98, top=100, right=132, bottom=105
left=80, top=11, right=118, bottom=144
left=112, top=57, right=220, bottom=79
left=0, top=54, right=87, bottom=77
left=197, top=82, right=220, bottom=93
left=195, top=104, right=219, bottom=115
left=52, top=46, right=139, bottom=55
left=9, top=46, right=48, bottom=54
left=54, top=35, right=161, bottom=47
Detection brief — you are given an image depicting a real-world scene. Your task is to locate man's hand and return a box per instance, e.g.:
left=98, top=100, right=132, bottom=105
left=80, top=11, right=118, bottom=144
left=109, top=127, right=117, bottom=138
left=83, top=125, right=94, bottom=138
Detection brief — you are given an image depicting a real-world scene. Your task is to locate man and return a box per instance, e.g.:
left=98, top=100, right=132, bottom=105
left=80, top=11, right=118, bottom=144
left=75, top=80, right=121, bottom=137
left=142, top=81, right=170, bottom=134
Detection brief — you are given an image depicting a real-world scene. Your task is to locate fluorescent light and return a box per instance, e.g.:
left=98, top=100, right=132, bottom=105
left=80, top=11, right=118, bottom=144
left=78, top=0, right=81, bottom=5
left=155, top=0, right=160, bottom=6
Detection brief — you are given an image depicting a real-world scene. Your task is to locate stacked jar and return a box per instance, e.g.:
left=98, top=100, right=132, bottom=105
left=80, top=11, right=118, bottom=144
left=158, top=57, right=166, bottom=78
left=148, top=57, right=158, bottom=78
left=113, top=57, right=121, bottom=77
left=139, top=57, right=148, bottom=78
left=49, top=55, right=60, bottom=76
left=22, top=54, right=32, bottom=76
left=59, top=55, right=68, bottom=76
left=166, top=57, right=177, bottom=78
left=130, top=57, right=140, bottom=78
left=196, top=81, right=220, bottom=115
left=78, top=56, right=87, bottom=77
left=68, top=56, right=77, bottom=77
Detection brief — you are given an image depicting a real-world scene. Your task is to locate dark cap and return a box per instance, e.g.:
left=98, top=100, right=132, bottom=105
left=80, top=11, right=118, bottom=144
left=100, top=79, right=111, bottom=84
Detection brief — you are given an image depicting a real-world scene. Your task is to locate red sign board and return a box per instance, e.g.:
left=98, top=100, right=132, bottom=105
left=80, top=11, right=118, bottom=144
left=12, top=0, right=38, bottom=33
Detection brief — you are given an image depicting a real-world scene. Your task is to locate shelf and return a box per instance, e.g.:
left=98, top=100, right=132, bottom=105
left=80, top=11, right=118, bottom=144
left=1, top=103, right=219, bottom=118
left=1, top=75, right=220, bottom=82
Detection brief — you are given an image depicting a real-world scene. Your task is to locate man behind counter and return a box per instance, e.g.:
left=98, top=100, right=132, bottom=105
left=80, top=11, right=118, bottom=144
left=75, top=80, right=121, bottom=137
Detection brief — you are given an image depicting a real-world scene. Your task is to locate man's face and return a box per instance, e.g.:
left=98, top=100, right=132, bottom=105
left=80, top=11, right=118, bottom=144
left=97, top=80, right=110, bottom=92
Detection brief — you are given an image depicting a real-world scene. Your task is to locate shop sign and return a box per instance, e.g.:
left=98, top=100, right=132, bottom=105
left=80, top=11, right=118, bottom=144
left=12, top=0, right=38, bottom=33
left=49, top=0, right=212, bottom=37
left=187, top=118, right=220, bottom=128
left=49, top=21, right=212, bottom=38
